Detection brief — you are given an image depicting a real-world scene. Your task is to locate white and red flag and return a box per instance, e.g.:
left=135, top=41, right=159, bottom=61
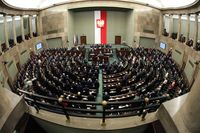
left=94, top=10, right=107, bottom=44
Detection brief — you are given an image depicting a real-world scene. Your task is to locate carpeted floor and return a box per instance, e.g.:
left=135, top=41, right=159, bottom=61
left=96, top=69, right=103, bottom=116
left=84, top=44, right=129, bottom=105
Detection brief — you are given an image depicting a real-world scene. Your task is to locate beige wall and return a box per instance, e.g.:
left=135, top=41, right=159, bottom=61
left=134, top=9, right=159, bottom=35
left=42, top=13, right=65, bottom=35
left=39, top=0, right=161, bottom=47
left=74, top=11, right=94, bottom=44
left=70, top=10, right=134, bottom=45
left=126, top=10, right=134, bottom=46
left=46, top=37, right=63, bottom=48
left=139, top=37, right=156, bottom=48
left=67, top=10, right=75, bottom=47
left=107, top=11, right=127, bottom=44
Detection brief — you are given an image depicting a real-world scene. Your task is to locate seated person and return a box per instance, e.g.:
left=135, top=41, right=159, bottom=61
left=171, top=33, right=177, bottom=39
left=163, top=28, right=169, bottom=36
left=179, top=34, right=185, bottom=42
left=196, top=40, right=200, bottom=50
left=77, top=92, right=82, bottom=100
left=186, top=38, right=193, bottom=47
left=103, top=92, right=110, bottom=101
left=87, top=92, right=95, bottom=101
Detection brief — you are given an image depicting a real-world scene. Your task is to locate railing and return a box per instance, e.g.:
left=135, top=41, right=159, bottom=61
left=18, top=89, right=167, bottom=125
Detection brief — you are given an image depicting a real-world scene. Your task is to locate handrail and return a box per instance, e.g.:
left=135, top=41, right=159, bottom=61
left=18, top=88, right=165, bottom=122
left=107, top=96, right=167, bottom=105
left=18, top=89, right=167, bottom=105
left=19, top=89, right=101, bottom=105
left=25, top=95, right=159, bottom=113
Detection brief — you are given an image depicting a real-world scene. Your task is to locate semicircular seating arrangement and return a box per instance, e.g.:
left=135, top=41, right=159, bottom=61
left=103, top=47, right=188, bottom=100
left=14, top=46, right=189, bottom=117
left=102, top=47, right=189, bottom=115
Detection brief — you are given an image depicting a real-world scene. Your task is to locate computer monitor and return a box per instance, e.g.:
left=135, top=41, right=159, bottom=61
left=160, top=42, right=166, bottom=49
left=36, top=43, right=43, bottom=50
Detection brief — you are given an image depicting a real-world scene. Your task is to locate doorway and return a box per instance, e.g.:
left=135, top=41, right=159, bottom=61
left=115, top=36, right=121, bottom=44
left=80, top=36, right=87, bottom=45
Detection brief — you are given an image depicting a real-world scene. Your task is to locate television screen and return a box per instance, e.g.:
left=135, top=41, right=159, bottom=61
left=36, top=43, right=42, bottom=50
left=160, top=42, right=166, bottom=49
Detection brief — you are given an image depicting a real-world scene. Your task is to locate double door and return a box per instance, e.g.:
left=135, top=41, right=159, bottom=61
left=80, top=36, right=87, bottom=45
left=115, top=36, right=121, bottom=44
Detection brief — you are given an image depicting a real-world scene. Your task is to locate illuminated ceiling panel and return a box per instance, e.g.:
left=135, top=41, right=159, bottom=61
left=135, top=0, right=197, bottom=8
left=3, top=0, right=198, bottom=9
left=3, top=0, right=69, bottom=9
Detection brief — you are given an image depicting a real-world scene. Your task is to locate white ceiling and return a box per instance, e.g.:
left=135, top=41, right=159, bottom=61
left=3, top=0, right=197, bottom=9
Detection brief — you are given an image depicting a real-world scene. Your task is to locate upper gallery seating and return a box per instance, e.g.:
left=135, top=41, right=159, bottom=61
left=163, top=28, right=169, bottom=36
left=186, top=38, right=194, bottom=47
left=17, top=35, right=23, bottom=43
left=195, top=40, right=200, bottom=51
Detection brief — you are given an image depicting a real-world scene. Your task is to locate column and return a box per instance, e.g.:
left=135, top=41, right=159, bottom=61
left=0, top=40, right=2, bottom=53
left=12, top=16, right=17, bottom=44
left=194, top=14, right=198, bottom=48
left=186, top=14, right=190, bottom=41
left=159, top=13, right=164, bottom=36
left=36, top=15, right=40, bottom=36
left=3, top=15, right=9, bottom=49
left=29, top=15, right=33, bottom=38
left=168, top=14, right=173, bottom=37
left=179, top=70, right=200, bottom=132
left=20, top=15, right=25, bottom=40
left=177, top=14, right=182, bottom=41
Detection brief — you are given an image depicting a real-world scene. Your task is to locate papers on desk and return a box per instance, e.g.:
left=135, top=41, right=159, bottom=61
left=87, top=107, right=91, bottom=110
left=118, top=104, right=129, bottom=109
left=110, top=90, right=116, bottom=94
left=82, top=97, right=88, bottom=101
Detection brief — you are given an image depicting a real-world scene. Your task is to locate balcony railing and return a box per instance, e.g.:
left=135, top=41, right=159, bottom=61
left=18, top=89, right=167, bottom=124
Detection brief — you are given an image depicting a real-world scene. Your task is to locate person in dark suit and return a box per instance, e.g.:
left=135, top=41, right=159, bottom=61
left=195, top=40, right=200, bottom=50
left=163, top=28, right=169, bottom=36
left=87, top=92, right=95, bottom=101
left=116, top=85, right=122, bottom=95
left=186, top=38, right=193, bottom=47
left=82, top=86, right=88, bottom=95
left=77, top=92, right=82, bottom=100
left=103, top=92, right=110, bottom=101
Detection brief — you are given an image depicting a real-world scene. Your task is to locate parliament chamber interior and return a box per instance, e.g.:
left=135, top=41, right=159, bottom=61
left=1, top=0, right=200, bottom=133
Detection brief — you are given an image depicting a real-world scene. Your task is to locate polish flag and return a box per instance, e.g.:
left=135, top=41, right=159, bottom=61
left=94, top=11, right=107, bottom=44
